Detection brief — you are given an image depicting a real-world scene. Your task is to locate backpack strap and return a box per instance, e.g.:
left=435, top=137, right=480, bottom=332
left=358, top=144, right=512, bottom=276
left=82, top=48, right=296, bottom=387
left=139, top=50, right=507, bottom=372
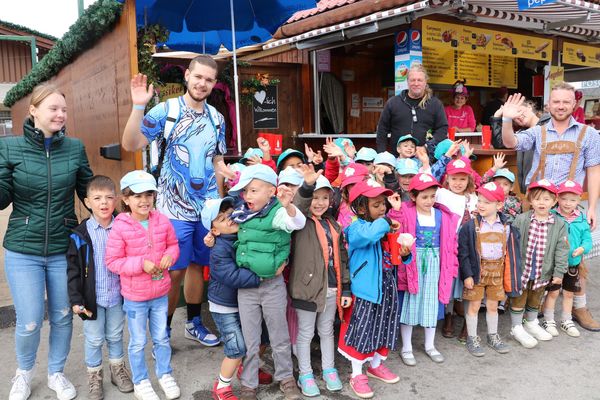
left=150, top=97, right=181, bottom=177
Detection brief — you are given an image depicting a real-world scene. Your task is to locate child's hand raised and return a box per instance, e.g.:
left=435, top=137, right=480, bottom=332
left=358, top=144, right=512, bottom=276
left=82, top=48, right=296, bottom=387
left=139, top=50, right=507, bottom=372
left=312, top=150, right=324, bottom=165
left=304, top=143, right=316, bottom=163
left=387, top=193, right=402, bottom=211
left=492, top=153, right=506, bottom=171
left=298, top=163, right=323, bottom=186
left=257, top=137, right=271, bottom=153
left=341, top=296, right=352, bottom=308
left=277, top=184, right=295, bottom=207
left=462, top=141, right=474, bottom=159
left=159, top=254, right=173, bottom=270
left=322, top=137, right=344, bottom=158
left=445, top=139, right=463, bottom=158
left=215, top=161, right=236, bottom=180
left=415, top=146, right=430, bottom=167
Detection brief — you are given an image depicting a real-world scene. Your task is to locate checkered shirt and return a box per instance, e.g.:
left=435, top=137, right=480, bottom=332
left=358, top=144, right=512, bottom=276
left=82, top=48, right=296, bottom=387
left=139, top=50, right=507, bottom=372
left=522, top=213, right=555, bottom=290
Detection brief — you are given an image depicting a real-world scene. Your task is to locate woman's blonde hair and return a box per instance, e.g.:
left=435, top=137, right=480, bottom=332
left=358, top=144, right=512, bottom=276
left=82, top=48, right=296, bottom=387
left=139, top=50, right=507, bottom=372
left=29, top=83, right=65, bottom=117
left=407, top=64, right=433, bottom=109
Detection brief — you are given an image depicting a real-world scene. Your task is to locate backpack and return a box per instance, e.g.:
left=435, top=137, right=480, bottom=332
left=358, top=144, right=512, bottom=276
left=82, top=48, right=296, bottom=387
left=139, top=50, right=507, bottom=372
left=149, top=97, right=221, bottom=179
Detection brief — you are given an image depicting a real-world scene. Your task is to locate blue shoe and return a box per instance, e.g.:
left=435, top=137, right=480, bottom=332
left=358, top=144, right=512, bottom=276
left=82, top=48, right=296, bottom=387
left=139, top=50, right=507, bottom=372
left=298, top=373, right=320, bottom=397
left=322, top=368, right=343, bottom=392
left=184, top=316, right=220, bottom=347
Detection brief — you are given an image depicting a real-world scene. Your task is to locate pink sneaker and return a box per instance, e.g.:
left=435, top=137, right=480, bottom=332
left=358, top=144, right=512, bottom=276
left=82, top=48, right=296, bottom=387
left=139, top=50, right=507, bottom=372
left=349, top=374, right=374, bottom=399
left=366, top=364, right=400, bottom=384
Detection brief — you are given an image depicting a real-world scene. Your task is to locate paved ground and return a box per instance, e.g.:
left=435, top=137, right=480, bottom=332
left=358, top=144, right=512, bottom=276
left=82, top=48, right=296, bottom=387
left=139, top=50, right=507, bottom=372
left=1, top=257, right=600, bottom=399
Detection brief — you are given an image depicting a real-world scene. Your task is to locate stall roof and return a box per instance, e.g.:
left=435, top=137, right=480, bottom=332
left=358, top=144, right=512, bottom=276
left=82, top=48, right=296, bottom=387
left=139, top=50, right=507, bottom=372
left=269, top=0, right=600, bottom=50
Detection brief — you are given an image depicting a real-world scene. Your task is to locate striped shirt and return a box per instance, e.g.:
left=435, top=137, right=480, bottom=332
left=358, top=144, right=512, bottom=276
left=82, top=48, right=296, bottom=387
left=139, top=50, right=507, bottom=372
left=86, top=216, right=122, bottom=308
left=516, top=117, right=600, bottom=186
left=522, top=213, right=555, bottom=290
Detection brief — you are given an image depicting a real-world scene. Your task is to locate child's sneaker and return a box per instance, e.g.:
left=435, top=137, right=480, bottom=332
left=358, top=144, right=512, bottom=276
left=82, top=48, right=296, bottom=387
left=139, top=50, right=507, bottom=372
left=134, top=379, right=159, bottom=400
left=486, top=333, right=510, bottom=354
left=279, top=377, right=302, bottom=400
left=322, top=368, right=343, bottom=392
left=561, top=320, right=581, bottom=337
left=498, top=301, right=506, bottom=315
left=212, top=380, right=238, bottom=400
left=9, top=368, right=33, bottom=400
left=297, top=373, right=320, bottom=397
left=366, top=364, right=399, bottom=384
left=542, top=319, right=559, bottom=337
left=185, top=316, right=220, bottom=347
left=523, top=319, right=553, bottom=341
left=349, top=375, right=374, bottom=399
left=510, top=324, right=538, bottom=348
left=47, top=372, right=77, bottom=400
left=466, top=336, right=485, bottom=357
left=158, top=374, right=181, bottom=399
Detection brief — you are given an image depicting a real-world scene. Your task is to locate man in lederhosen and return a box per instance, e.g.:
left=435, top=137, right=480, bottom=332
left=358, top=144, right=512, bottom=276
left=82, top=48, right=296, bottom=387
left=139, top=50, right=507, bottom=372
left=501, top=81, right=600, bottom=332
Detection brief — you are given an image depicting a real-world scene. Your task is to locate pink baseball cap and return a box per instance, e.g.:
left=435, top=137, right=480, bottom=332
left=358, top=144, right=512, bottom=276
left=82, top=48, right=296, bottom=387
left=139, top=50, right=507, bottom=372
left=408, top=173, right=441, bottom=192
left=477, top=182, right=505, bottom=202
left=557, top=180, right=583, bottom=195
left=446, top=159, right=472, bottom=176
left=348, top=179, right=393, bottom=203
left=340, top=163, right=370, bottom=189
left=528, top=179, right=558, bottom=195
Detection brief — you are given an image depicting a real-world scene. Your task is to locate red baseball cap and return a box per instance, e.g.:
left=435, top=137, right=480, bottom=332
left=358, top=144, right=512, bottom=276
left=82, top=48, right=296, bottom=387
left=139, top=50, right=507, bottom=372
left=408, top=173, right=441, bottom=192
left=477, top=182, right=505, bottom=202
left=341, top=163, right=370, bottom=188
left=446, top=158, right=472, bottom=176
left=348, top=179, right=393, bottom=203
left=528, top=179, right=558, bottom=195
left=557, top=180, right=583, bottom=195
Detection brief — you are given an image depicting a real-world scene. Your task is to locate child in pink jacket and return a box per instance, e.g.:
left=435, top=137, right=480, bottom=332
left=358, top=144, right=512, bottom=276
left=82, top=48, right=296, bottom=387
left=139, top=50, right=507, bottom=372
left=106, top=170, right=180, bottom=400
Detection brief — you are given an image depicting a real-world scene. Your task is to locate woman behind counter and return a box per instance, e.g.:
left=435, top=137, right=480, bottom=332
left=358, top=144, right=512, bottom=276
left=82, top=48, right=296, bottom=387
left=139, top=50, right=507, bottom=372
left=0, top=83, right=93, bottom=400
left=445, top=81, right=476, bottom=133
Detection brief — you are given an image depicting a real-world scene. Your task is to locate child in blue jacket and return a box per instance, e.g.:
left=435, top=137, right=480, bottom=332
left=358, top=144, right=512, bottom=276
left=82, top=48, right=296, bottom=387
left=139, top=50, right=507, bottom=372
left=201, top=197, right=262, bottom=400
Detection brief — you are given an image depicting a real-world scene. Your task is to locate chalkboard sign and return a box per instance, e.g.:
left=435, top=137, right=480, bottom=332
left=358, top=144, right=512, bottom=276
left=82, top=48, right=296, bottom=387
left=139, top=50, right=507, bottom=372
left=252, top=85, right=278, bottom=129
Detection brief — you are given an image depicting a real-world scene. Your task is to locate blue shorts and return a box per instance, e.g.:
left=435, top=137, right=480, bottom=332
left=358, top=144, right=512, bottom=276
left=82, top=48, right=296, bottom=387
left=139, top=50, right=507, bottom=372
left=211, top=311, right=246, bottom=359
left=169, top=219, right=210, bottom=270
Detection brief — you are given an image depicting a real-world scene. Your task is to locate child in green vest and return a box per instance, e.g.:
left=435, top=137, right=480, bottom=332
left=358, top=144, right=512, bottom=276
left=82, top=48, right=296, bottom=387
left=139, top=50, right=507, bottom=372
left=228, top=163, right=306, bottom=399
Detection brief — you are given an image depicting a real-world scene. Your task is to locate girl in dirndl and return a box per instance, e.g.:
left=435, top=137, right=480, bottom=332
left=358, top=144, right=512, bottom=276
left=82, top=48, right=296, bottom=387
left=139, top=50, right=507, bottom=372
left=337, top=179, right=410, bottom=399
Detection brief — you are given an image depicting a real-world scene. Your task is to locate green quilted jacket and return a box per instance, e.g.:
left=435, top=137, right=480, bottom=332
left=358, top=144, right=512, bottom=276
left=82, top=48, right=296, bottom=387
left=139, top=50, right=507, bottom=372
left=0, top=118, right=93, bottom=256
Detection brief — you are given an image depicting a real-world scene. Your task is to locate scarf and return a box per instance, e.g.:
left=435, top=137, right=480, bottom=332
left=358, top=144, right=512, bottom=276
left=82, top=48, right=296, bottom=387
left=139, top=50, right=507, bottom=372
left=231, top=197, right=277, bottom=224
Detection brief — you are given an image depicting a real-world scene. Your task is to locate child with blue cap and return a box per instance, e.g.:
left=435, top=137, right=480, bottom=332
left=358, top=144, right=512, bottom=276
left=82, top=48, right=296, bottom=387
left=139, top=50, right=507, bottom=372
left=227, top=163, right=306, bottom=398
left=396, top=134, right=423, bottom=170
left=374, top=151, right=401, bottom=193
left=240, top=137, right=277, bottom=172
left=481, top=153, right=522, bottom=225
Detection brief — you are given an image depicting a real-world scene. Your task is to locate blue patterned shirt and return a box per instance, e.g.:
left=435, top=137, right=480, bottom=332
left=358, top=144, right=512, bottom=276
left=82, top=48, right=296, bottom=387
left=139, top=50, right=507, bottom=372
left=86, top=216, right=121, bottom=308
left=516, top=117, right=600, bottom=186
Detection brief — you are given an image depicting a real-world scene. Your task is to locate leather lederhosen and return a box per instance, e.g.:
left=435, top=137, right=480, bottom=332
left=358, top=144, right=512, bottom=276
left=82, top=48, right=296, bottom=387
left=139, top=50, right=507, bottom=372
left=475, top=218, right=507, bottom=287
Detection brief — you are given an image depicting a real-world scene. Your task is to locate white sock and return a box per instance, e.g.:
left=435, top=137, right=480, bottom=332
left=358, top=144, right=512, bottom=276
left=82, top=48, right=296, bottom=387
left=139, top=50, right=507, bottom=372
left=351, top=360, right=364, bottom=378
left=465, top=314, right=478, bottom=337
left=573, top=294, right=586, bottom=309
left=87, top=365, right=102, bottom=373
left=424, top=327, right=436, bottom=351
left=217, top=374, right=232, bottom=389
left=543, top=309, right=555, bottom=322
left=400, top=324, right=413, bottom=353
left=486, top=312, right=498, bottom=335
left=370, top=353, right=382, bottom=369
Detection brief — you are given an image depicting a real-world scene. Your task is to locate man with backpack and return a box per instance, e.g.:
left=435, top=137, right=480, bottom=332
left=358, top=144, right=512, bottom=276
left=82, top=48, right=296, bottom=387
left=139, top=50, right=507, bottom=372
left=122, top=55, right=226, bottom=346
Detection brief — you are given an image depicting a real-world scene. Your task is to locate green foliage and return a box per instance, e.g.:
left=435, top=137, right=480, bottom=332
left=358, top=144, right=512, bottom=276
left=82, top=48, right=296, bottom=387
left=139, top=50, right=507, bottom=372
left=241, top=72, right=280, bottom=105
left=0, top=19, right=57, bottom=41
left=136, top=24, right=169, bottom=110
left=4, top=0, right=123, bottom=108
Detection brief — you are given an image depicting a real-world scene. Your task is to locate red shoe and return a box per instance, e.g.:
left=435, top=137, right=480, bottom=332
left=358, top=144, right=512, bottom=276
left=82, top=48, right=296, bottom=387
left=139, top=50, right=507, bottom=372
left=236, top=365, right=273, bottom=385
left=366, top=363, right=400, bottom=384
left=349, top=374, right=374, bottom=399
left=212, top=380, right=238, bottom=399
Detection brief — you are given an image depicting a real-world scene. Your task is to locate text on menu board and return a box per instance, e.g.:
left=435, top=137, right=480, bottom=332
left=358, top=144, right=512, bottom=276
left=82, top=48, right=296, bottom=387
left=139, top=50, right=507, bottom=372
left=252, top=85, right=278, bottom=130
left=562, top=42, right=600, bottom=68
left=422, top=19, right=552, bottom=62
left=423, top=47, right=517, bottom=88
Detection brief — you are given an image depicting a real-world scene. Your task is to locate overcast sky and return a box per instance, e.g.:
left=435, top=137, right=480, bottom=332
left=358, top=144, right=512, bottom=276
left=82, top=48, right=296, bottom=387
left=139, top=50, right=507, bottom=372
left=0, top=0, right=98, bottom=38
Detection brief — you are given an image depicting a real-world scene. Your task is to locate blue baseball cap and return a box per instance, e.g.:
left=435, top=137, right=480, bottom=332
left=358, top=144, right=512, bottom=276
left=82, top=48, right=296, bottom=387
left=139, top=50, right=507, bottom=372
left=396, top=158, right=419, bottom=175
left=228, top=164, right=278, bottom=196
left=200, top=197, right=235, bottom=231
left=314, top=175, right=333, bottom=191
left=493, top=168, right=515, bottom=183
left=355, top=147, right=377, bottom=162
left=120, top=170, right=157, bottom=193
left=374, top=151, right=396, bottom=167
left=276, top=148, right=306, bottom=169
left=397, top=134, right=420, bottom=146
left=240, top=148, right=264, bottom=165
left=278, top=166, right=304, bottom=186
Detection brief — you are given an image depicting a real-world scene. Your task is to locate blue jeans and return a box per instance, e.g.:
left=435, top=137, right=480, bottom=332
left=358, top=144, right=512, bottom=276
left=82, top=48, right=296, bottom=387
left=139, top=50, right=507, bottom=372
left=123, top=295, right=172, bottom=384
left=83, top=303, right=125, bottom=368
left=211, top=311, right=246, bottom=359
left=4, top=249, right=73, bottom=373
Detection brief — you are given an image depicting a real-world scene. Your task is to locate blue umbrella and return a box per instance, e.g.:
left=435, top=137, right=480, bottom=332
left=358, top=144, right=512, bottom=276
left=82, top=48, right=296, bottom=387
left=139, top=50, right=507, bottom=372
left=132, top=0, right=317, bottom=154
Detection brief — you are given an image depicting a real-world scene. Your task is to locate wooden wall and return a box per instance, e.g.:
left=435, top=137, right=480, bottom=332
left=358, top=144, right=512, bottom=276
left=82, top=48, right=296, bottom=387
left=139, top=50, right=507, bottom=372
left=10, top=0, right=139, bottom=201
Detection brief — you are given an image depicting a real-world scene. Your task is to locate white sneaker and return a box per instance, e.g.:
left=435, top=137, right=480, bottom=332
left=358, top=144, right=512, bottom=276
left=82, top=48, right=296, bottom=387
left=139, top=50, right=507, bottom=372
left=561, top=320, right=581, bottom=337
left=158, top=374, right=181, bottom=399
left=524, top=319, right=553, bottom=341
left=9, top=368, right=33, bottom=400
left=134, top=379, right=159, bottom=400
left=47, top=372, right=76, bottom=400
left=510, top=324, right=538, bottom=348
left=542, top=319, right=560, bottom=337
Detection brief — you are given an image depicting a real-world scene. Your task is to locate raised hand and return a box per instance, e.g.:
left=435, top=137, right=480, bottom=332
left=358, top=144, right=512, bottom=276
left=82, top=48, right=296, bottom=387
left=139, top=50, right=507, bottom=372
left=462, top=141, right=474, bottom=158
left=214, top=161, right=236, bottom=180
left=130, top=73, right=154, bottom=106
left=304, top=143, right=316, bottom=163
left=344, top=141, right=356, bottom=159
left=416, top=146, right=430, bottom=165
left=312, top=150, right=324, bottom=165
left=502, top=93, right=525, bottom=119
left=298, top=163, right=323, bottom=186
left=492, top=153, right=507, bottom=171
left=387, top=193, right=402, bottom=211
left=257, top=137, right=271, bottom=153
left=277, top=184, right=295, bottom=208
left=322, top=137, right=344, bottom=158
left=445, top=139, right=463, bottom=158
left=493, top=105, right=504, bottom=118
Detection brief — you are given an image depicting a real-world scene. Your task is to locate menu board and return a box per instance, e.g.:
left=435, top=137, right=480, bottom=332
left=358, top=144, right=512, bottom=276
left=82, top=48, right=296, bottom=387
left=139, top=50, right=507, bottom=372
left=562, top=42, right=600, bottom=67
left=423, top=19, right=552, bottom=62
left=423, top=46, right=517, bottom=88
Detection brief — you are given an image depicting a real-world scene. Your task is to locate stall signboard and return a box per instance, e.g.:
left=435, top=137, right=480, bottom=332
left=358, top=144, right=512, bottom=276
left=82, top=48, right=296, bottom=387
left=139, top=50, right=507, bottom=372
left=157, top=83, right=185, bottom=102
left=395, top=29, right=423, bottom=95
left=252, top=85, right=278, bottom=129
left=517, top=0, right=557, bottom=11
left=562, top=42, right=600, bottom=68
left=423, top=47, right=517, bottom=88
left=422, top=19, right=552, bottom=62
